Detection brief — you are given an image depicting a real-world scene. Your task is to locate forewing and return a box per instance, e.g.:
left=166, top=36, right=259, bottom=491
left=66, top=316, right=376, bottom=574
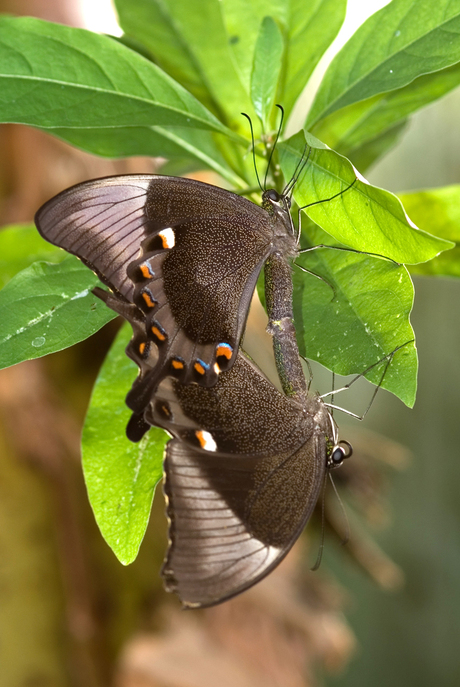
left=35, top=176, right=152, bottom=300
left=36, top=175, right=272, bottom=390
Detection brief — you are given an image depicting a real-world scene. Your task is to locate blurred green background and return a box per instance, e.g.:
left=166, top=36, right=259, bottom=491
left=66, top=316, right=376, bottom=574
left=325, top=83, right=460, bottom=687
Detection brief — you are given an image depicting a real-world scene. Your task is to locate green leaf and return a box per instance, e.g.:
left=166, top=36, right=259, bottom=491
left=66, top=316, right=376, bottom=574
left=222, top=0, right=347, bottom=116
left=222, top=0, right=287, bottom=103
left=294, top=224, right=417, bottom=406
left=307, top=0, right=460, bottom=128
left=279, top=131, right=454, bottom=263
left=400, top=185, right=460, bottom=277
left=0, top=223, right=65, bottom=290
left=312, top=62, right=460, bottom=158
left=82, top=323, right=167, bottom=564
left=116, top=0, right=255, bottom=129
left=47, top=125, right=246, bottom=187
left=114, top=0, right=217, bottom=112
left=251, top=17, right=284, bottom=125
left=115, top=0, right=346, bottom=128
left=0, top=16, right=229, bottom=134
left=0, top=257, right=115, bottom=370
left=281, top=0, right=347, bottom=113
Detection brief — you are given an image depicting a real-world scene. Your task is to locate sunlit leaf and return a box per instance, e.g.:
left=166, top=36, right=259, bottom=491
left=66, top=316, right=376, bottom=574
left=0, top=16, right=229, bottom=134
left=116, top=0, right=254, bottom=128
left=251, top=16, right=284, bottom=125
left=0, top=224, right=65, bottom=290
left=0, top=257, right=115, bottom=369
left=343, top=120, right=408, bottom=172
left=293, top=223, right=417, bottom=406
left=48, top=126, right=246, bottom=187
left=279, top=131, right=454, bottom=264
left=307, top=0, right=460, bottom=127
left=312, top=62, right=460, bottom=159
left=82, top=323, right=167, bottom=564
left=401, top=185, right=460, bottom=277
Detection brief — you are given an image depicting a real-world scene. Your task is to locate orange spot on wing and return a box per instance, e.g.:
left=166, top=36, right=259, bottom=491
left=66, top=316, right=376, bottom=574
left=151, top=325, right=166, bottom=341
left=142, top=291, right=156, bottom=308
left=216, top=344, right=233, bottom=360
left=138, top=342, right=146, bottom=355
left=194, top=361, right=205, bottom=375
left=159, top=228, right=175, bottom=249
left=172, top=359, right=184, bottom=370
left=140, top=263, right=153, bottom=279
left=195, top=430, right=217, bottom=451
left=196, top=430, right=207, bottom=448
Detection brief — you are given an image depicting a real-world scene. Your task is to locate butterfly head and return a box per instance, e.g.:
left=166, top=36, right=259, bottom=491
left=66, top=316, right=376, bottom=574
left=262, top=188, right=296, bottom=242
left=325, top=410, right=353, bottom=470
left=262, top=188, right=291, bottom=210
left=328, top=440, right=353, bottom=469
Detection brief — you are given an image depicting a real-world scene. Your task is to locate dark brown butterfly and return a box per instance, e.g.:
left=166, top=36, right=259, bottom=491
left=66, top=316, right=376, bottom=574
left=35, top=174, right=297, bottom=424
left=35, top=176, right=355, bottom=606
left=111, top=288, right=350, bottom=607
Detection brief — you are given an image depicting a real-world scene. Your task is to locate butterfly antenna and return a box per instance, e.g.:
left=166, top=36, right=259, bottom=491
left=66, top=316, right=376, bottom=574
left=329, top=471, right=350, bottom=546
left=263, top=104, right=284, bottom=191
left=283, top=143, right=311, bottom=198
left=242, top=112, right=263, bottom=192
left=330, top=371, right=336, bottom=416
left=311, top=473, right=328, bottom=571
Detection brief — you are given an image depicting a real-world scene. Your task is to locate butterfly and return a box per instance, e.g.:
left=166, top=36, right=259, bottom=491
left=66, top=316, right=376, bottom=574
left=35, top=174, right=299, bottom=425
left=113, top=291, right=351, bottom=607
left=35, top=174, right=355, bottom=605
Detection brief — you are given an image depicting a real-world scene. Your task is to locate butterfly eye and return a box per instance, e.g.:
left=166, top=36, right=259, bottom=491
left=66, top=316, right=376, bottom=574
left=329, top=440, right=353, bottom=468
left=331, top=446, right=346, bottom=466
left=265, top=189, right=281, bottom=202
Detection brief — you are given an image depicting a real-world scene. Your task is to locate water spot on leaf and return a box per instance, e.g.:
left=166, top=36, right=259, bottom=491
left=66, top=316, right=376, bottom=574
left=32, top=336, right=46, bottom=348
left=70, top=289, right=89, bottom=300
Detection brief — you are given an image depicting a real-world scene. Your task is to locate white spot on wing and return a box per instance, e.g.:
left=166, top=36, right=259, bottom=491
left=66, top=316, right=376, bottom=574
left=197, top=430, right=217, bottom=452
left=159, top=227, right=175, bottom=248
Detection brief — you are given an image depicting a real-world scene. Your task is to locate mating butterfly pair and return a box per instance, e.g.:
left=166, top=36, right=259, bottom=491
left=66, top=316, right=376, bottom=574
left=35, top=173, right=351, bottom=608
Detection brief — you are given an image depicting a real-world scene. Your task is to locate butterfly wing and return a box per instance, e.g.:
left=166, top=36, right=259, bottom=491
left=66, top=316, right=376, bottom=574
left=35, top=177, right=151, bottom=301
left=162, top=422, right=326, bottom=608
left=150, top=352, right=328, bottom=607
left=35, top=174, right=272, bottom=395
